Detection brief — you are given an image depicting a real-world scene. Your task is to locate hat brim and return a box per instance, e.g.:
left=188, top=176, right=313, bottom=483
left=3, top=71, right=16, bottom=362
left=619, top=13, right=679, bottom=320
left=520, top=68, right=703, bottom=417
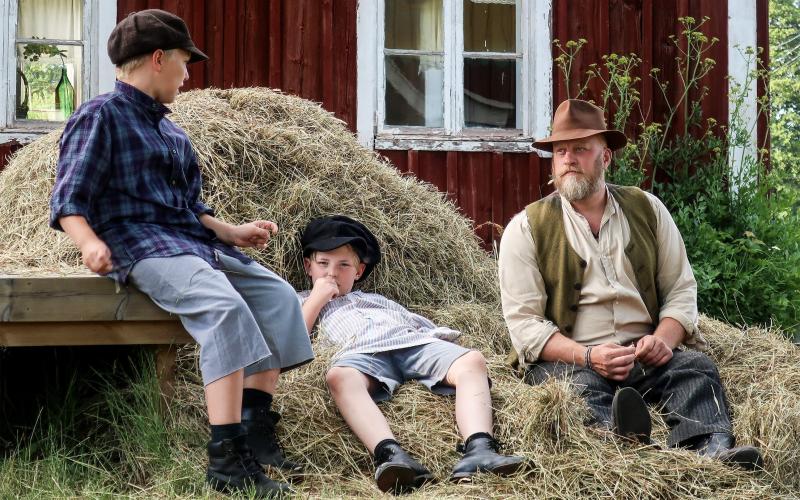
left=303, top=236, right=369, bottom=257
left=185, top=45, right=208, bottom=63
left=533, top=129, right=627, bottom=152
left=304, top=236, right=377, bottom=283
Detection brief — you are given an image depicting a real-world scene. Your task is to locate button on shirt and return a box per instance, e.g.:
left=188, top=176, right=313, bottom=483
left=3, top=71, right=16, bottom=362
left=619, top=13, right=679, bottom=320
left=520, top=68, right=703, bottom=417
left=498, top=188, right=704, bottom=364
left=298, top=290, right=460, bottom=359
left=50, top=80, right=250, bottom=283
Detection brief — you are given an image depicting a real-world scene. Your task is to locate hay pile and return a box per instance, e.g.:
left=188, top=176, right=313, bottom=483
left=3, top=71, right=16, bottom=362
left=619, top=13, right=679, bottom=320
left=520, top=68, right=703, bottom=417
left=1, top=88, right=799, bottom=498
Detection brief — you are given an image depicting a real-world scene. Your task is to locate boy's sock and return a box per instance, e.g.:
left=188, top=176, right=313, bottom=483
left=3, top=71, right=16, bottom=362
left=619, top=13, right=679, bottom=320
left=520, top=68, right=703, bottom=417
left=242, top=388, right=273, bottom=409
left=462, top=432, right=493, bottom=449
left=210, top=423, right=245, bottom=442
left=373, top=438, right=401, bottom=462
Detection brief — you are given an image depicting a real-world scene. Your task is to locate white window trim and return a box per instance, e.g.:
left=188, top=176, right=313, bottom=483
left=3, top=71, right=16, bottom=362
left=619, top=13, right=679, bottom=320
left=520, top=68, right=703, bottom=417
left=357, top=0, right=552, bottom=155
left=0, top=0, right=116, bottom=144
left=727, top=0, right=758, bottom=192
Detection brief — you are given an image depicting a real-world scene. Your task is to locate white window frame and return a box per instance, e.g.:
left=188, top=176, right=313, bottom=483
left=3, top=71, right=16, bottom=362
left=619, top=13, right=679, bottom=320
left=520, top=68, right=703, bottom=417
left=357, top=0, right=552, bottom=154
left=0, top=0, right=116, bottom=144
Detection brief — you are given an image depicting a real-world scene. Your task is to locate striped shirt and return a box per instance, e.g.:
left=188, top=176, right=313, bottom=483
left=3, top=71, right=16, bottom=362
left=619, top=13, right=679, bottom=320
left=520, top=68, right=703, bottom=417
left=297, top=290, right=460, bottom=358
left=49, top=80, right=250, bottom=283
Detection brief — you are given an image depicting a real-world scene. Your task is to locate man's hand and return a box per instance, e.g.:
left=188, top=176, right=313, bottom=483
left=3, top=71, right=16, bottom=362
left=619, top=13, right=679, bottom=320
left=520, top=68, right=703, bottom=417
left=309, top=276, right=339, bottom=303
left=80, top=238, right=113, bottom=274
left=227, top=220, right=278, bottom=248
left=589, top=343, right=636, bottom=381
left=635, top=334, right=673, bottom=367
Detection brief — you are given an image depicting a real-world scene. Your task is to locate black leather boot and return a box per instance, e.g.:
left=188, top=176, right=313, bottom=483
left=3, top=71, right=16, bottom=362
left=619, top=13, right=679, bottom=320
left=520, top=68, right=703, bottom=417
left=611, top=387, right=653, bottom=445
left=206, top=434, right=292, bottom=498
left=242, top=406, right=303, bottom=474
left=373, top=440, right=434, bottom=493
left=450, top=433, right=525, bottom=481
left=688, top=432, right=763, bottom=470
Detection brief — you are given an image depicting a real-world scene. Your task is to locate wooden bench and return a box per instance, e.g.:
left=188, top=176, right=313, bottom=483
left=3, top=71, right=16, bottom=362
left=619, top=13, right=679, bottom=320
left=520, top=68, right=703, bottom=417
left=0, top=274, right=193, bottom=400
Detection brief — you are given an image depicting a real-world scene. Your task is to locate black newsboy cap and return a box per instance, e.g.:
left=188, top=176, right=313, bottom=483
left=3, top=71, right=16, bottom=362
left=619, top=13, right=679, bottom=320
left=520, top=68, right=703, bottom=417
left=300, top=215, right=381, bottom=283
left=108, top=9, right=208, bottom=65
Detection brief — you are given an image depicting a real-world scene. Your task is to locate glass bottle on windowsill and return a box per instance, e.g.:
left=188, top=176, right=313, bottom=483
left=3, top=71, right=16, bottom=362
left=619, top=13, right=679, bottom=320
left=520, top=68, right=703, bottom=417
left=54, top=65, right=75, bottom=120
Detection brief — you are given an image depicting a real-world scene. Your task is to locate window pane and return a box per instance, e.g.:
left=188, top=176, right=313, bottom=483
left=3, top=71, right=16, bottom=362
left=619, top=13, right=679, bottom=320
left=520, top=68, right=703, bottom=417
left=18, top=0, right=83, bottom=40
left=385, top=0, right=443, bottom=51
left=385, top=55, right=444, bottom=127
left=464, top=58, right=518, bottom=128
left=16, top=43, right=82, bottom=122
left=463, top=0, right=516, bottom=53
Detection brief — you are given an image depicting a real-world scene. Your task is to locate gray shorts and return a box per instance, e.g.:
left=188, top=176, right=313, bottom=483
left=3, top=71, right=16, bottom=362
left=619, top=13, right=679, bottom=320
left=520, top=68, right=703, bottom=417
left=129, top=252, right=314, bottom=385
left=332, top=340, right=473, bottom=402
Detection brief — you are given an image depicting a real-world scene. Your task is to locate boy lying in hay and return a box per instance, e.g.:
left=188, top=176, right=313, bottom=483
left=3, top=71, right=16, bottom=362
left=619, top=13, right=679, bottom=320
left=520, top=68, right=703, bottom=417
left=297, top=215, right=525, bottom=493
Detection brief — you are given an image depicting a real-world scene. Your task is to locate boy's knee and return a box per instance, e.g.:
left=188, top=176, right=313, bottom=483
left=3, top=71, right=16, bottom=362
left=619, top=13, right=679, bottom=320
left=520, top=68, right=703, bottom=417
left=325, top=366, right=359, bottom=391
left=459, top=350, right=487, bottom=372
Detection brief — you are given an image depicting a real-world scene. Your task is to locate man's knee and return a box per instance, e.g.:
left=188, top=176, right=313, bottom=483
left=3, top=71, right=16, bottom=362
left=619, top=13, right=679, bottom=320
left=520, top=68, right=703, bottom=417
left=670, top=350, right=720, bottom=375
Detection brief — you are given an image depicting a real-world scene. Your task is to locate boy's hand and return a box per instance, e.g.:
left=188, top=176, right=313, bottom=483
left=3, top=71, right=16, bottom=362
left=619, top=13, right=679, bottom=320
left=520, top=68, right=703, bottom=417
left=310, top=276, right=339, bottom=303
left=80, top=238, right=113, bottom=274
left=229, top=220, right=278, bottom=248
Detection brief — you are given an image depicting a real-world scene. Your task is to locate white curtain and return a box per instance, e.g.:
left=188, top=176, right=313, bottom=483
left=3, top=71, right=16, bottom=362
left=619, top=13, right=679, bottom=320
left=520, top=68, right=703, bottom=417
left=18, top=0, right=82, bottom=40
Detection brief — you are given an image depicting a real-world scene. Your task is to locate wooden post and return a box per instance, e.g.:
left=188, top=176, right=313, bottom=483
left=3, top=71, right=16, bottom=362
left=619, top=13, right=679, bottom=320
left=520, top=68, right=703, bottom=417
left=154, top=344, right=178, bottom=408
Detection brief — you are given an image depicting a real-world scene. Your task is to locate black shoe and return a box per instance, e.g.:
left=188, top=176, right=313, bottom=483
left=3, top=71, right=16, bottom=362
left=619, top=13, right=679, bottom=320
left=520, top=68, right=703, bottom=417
left=688, top=432, right=763, bottom=470
left=206, top=434, right=292, bottom=498
left=611, top=387, right=652, bottom=445
left=374, top=442, right=434, bottom=493
left=450, top=433, right=525, bottom=482
left=242, top=406, right=304, bottom=474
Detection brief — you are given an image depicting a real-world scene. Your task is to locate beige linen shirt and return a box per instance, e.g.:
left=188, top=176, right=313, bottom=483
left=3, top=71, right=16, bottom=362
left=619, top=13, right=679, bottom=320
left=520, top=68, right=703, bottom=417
left=498, top=188, right=705, bottom=364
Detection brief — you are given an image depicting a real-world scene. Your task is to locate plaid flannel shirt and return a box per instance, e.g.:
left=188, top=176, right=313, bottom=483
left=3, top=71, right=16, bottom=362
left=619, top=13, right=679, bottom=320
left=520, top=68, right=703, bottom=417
left=50, top=80, right=250, bottom=282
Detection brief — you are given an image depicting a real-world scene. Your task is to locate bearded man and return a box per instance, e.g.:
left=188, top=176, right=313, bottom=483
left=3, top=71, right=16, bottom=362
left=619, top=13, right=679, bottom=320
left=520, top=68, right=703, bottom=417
left=498, top=99, right=762, bottom=469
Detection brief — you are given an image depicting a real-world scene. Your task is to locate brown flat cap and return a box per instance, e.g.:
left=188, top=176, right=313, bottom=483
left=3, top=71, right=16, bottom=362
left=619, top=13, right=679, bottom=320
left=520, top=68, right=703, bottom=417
left=534, top=99, right=627, bottom=151
left=107, top=9, right=208, bottom=65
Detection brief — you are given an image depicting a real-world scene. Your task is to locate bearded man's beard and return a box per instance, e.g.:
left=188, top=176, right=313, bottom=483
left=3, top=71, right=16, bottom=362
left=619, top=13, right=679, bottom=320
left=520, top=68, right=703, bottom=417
left=555, top=154, right=604, bottom=201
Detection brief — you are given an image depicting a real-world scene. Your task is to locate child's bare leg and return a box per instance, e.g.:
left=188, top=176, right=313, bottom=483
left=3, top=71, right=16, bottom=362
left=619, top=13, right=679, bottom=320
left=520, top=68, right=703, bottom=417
left=205, top=368, right=244, bottom=424
left=444, top=351, right=493, bottom=438
left=244, top=368, right=280, bottom=393
left=326, top=366, right=394, bottom=452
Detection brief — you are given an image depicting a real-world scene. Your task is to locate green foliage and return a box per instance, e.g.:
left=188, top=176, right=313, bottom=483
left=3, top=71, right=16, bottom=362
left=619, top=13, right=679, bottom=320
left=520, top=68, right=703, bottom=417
left=556, top=17, right=800, bottom=334
left=769, top=0, right=800, bottom=203
left=0, top=351, right=197, bottom=497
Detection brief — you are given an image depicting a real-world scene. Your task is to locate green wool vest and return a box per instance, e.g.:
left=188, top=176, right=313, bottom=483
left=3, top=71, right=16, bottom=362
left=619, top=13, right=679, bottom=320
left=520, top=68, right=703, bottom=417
left=507, top=185, right=661, bottom=368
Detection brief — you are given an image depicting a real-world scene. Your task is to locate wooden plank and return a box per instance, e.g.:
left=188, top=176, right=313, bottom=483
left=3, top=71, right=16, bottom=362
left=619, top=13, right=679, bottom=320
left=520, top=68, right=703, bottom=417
left=756, top=0, right=769, bottom=161
left=491, top=152, right=504, bottom=243
left=406, top=149, right=419, bottom=177
left=321, top=0, right=335, bottom=109
left=268, top=0, right=282, bottom=87
left=446, top=151, right=459, bottom=205
left=418, top=151, right=448, bottom=193
left=0, top=321, right=192, bottom=346
left=331, top=0, right=358, bottom=130
left=206, top=0, right=225, bottom=87
left=154, top=344, right=178, bottom=403
left=0, top=276, right=172, bottom=322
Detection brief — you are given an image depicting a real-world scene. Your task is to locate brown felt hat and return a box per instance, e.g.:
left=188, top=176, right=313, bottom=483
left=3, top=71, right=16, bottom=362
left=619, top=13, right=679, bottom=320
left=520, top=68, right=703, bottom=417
left=107, top=9, right=208, bottom=65
left=533, top=99, right=627, bottom=151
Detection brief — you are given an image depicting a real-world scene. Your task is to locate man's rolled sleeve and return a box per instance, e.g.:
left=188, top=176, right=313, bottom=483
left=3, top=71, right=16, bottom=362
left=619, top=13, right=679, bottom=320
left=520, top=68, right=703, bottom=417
left=648, top=193, right=706, bottom=349
left=498, top=213, right=561, bottom=363
left=50, top=111, right=111, bottom=231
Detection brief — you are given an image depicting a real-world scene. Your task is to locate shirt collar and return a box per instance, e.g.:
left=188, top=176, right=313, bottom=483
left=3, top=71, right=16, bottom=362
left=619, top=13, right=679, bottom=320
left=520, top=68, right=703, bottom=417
left=114, top=80, right=171, bottom=116
left=559, top=185, right=618, bottom=221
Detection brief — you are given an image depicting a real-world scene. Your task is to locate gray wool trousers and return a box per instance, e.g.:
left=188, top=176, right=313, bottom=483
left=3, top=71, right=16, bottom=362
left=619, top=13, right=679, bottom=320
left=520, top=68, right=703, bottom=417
left=129, top=252, right=314, bottom=386
left=525, top=349, right=732, bottom=446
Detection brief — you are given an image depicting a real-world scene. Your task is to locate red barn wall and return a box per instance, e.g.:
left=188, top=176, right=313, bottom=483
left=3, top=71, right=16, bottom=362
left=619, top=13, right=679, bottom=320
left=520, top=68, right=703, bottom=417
left=0, top=1, right=767, bottom=249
